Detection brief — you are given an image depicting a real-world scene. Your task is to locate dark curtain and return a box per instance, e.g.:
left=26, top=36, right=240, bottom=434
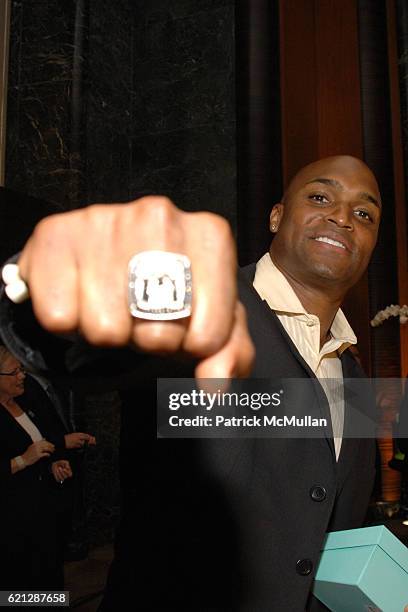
left=235, top=0, right=282, bottom=266
left=358, top=0, right=401, bottom=378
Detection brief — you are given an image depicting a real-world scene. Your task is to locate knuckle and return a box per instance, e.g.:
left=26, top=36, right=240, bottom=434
left=109, top=197, right=184, bottom=249
left=33, top=213, right=72, bottom=247
left=140, top=197, right=183, bottom=238
left=84, top=203, right=117, bottom=227
left=190, top=213, right=236, bottom=265
left=33, top=213, right=61, bottom=236
left=132, top=196, right=178, bottom=227
left=209, top=213, right=232, bottom=236
left=134, top=195, right=175, bottom=212
left=195, top=212, right=234, bottom=243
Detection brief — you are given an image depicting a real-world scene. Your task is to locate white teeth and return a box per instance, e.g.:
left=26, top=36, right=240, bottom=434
left=315, top=236, right=346, bottom=249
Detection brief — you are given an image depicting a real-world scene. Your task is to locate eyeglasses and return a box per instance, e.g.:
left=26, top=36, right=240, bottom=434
left=0, top=367, right=25, bottom=376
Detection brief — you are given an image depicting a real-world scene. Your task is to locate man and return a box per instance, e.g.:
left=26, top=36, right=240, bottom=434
left=0, top=156, right=388, bottom=609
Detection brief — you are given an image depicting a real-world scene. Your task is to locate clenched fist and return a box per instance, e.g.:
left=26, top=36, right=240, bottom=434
left=15, top=197, right=254, bottom=378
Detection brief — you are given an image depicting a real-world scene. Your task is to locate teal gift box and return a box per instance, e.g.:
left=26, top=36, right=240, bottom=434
left=312, top=525, right=408, bottom=612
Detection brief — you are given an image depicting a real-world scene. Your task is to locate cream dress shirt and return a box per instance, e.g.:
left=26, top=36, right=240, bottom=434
left=253, top=253, right=357, bottom=460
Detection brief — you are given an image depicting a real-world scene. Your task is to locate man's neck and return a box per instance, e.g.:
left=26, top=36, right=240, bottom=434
left=271, top=257, right=345, bottom=349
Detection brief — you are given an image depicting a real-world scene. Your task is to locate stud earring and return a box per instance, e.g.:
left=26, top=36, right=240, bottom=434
left=271, top=224, right=277, bottom=231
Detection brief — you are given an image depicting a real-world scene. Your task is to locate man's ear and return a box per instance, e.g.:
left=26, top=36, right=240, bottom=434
left=269, top=203, right=283, bottom=233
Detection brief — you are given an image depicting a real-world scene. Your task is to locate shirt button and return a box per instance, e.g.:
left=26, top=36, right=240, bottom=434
left=296, top=558, right=313, bottom=576
left=306, top=320, right=315, bottom=327
left=310, top=485, right=327, bottom=502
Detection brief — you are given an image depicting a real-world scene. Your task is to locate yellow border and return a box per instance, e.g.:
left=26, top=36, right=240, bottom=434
left=0, top=0, right=11, bottom=186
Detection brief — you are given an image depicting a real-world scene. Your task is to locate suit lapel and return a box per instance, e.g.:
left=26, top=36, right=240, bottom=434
left=336, top=351, right=366, bottom=486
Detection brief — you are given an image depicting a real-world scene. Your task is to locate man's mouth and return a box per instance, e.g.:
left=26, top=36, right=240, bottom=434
left=314, top=236, right=347, bottom=250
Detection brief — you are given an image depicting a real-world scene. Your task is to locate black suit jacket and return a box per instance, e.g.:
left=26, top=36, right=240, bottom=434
left=0, top=264, right=376, bottom=611
left=152, top=266, right=376, bottom=611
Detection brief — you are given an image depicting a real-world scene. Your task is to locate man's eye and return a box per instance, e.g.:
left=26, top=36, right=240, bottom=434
left=355, top=209, right=373, bottom=222
left=309, top=194, right=329, bottom=203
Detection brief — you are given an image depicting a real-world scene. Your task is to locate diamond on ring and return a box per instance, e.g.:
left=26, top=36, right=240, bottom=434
left=128, top=251, right=192, bottom=320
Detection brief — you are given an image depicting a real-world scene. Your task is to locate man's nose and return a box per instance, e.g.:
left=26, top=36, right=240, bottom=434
left=325, top=202, right=353, bottom=230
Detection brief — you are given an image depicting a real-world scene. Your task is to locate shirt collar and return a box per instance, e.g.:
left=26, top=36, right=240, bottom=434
left=253, top=252, right=357, bottom=348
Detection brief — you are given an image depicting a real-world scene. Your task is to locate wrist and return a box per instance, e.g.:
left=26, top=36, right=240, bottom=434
left=14, top=455, right=27, bottom=471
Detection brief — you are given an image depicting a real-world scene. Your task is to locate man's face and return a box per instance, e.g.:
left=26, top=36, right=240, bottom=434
left=0, top=355, right=25, bottom=398
left=270, top=156, right=381, bottom=292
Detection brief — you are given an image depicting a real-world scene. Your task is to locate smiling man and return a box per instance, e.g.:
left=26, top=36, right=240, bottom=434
left=0, top=155, right=385, bottom=610
left=231, top=155, right=381, bottom=610
left=269, top=155, right=380, bottom=306
left=250, top=156, right=381, bottom=462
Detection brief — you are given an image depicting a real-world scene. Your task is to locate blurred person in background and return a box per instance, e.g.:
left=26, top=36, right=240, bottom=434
left=0, top=345, right=72, bottom=590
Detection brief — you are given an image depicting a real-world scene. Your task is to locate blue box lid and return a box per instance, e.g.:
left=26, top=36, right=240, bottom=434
left=320, top=525, right=408, bottom=575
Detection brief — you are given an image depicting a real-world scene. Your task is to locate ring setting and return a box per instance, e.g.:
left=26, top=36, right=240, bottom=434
left=128, top=251, right=192, bottom=320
